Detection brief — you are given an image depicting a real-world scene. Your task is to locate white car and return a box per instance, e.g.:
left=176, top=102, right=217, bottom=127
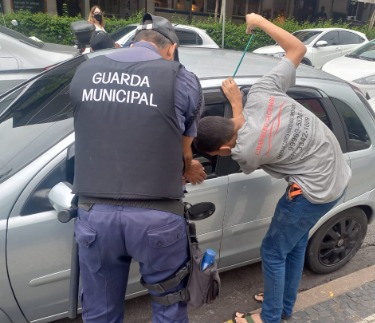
left=112, top=23, right=220, bottom=48
left=322, top=39, right=375, bottom=99
left=253, top=28, right=368, bottom=69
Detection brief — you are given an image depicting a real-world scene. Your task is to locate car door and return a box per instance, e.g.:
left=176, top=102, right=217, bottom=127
left=6, top=143, right=76, bottom=322
left=313, top=31, right=341, bottom=68
left=184, top=88, right=235, bottom=267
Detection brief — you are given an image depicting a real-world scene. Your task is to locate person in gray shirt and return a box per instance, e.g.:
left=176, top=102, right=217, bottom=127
left=194, top=13, right=351, bottom=323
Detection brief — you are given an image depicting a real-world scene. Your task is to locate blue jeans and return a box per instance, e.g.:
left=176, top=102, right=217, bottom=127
left=260, top=191, right=340, bottom=323
left=74, top=204, right=189, bottom=323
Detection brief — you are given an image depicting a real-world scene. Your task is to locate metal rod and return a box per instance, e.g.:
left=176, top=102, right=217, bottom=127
left=232, top=33, right=254, bottom=78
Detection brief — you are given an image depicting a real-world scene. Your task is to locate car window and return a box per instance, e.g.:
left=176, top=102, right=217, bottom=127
left=110, top=25, right=137, bottom=42
left=320, top=31, right=339, bottom=46
left=297, top=98, right=332, bottom=129
left=293, top=30, right=322, bottom=45
left=331, top=98, right=371, bottom=151
left=0, top=56, right=85, bottom=183
left=192, top=102, right=224, bottom=177
left=347, top=40, right=375, bottom=60
left=338, top=30, right=364, bottom=45
left=176, top=30, right=203, bottom=46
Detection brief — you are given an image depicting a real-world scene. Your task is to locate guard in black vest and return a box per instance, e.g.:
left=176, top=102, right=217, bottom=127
left=69, top=13, right=206, bottom=323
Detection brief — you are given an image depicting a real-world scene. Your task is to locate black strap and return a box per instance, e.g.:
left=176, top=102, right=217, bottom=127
left=78, top=196, right=185, bottom=216
left=149, top=288, right=189, bottom=306
left=140, top=264, right=190, bottom=294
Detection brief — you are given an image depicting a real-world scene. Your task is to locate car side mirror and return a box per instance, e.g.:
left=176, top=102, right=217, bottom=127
left=48, top=182, right=77, bottom=223
left=315, top=40, right=328, bottom=47
left=185, top=202, right=215, bottom=221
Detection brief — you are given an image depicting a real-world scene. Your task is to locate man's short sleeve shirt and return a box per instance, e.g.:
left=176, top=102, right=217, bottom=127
left=231, top=58, right=351, bottom=203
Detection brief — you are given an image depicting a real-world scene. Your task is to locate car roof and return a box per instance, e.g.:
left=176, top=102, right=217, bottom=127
left=293, top=27, right=366, bottom=37
left=178, top=47, right=340, bottom=81
left=86, top=46, right=341, bottom=82
left=0, top=25, right=44, bottom=49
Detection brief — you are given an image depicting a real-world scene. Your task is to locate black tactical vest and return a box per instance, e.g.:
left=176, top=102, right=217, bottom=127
left=71, top=55, right=183, bottom=199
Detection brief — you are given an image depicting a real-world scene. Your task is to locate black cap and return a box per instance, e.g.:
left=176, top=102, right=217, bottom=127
left=136, top=13, right=179, bottom=46
left=90, top=31, right=115, bottom=51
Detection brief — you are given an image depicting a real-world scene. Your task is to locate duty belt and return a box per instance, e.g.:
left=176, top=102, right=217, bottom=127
left=78, top=196, right=185, bottom=216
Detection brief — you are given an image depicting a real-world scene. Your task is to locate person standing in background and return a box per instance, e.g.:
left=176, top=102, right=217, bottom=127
left=88, top=5, right=106, bottom=31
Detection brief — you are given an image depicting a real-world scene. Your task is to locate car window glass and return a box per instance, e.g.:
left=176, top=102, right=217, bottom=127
left=193, top=100, right=228, bottom=178
left=357, top=41, right=375, bottom=60
left=331, top=98, right=371, bottom=151
left=339, top=30, right=363, bottom=45
left=293, top=30, right=321, bottom=45
left=176, top=30, right=203, bottom=46
left=110, top=25, right=137, bottom=41
left=297, top=98, right=332, bottom=129
left=21, top=159, right=68, bottom=215
left=320, top=31, right=339, bottom=46
left=0, top=56, right=84, bottom=183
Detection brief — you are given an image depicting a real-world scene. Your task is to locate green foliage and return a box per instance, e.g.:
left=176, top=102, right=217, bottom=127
left=2, top=11, right=374, bottom=49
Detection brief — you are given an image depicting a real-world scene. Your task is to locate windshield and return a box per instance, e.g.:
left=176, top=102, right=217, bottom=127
left=346, top=40, right=375, bottom=61
left=292, top=30, right=322, bottom=45
left=0, top=55, right=86, bottom=183
left=0, top=25, right=44, bottom=49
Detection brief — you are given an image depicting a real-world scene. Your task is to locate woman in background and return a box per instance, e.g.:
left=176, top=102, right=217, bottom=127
left=88, top=5, right=105, bottom=32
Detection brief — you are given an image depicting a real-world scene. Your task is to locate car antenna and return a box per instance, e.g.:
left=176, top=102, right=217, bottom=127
left=232, top=32, right=254, bottom=78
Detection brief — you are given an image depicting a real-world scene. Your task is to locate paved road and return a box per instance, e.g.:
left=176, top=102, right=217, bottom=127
left=55, top=222, right=375, bottom=323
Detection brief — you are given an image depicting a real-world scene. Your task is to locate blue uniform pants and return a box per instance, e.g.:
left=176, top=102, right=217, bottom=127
left=260, top=191, right=340, bottom=323
left=74, top=204, right=189, bottom=323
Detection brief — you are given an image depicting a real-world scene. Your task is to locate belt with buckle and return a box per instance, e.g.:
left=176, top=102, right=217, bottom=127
left=288, top=183, right=303, bottom=200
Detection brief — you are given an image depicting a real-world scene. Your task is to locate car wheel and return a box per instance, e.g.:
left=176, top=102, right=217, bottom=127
left=305, top=207, right=367, bottom=274
left=301, top=58, right=312, bottom=66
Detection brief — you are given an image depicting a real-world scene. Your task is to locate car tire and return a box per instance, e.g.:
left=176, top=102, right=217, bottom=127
left=305, top=207, right=367, bottom=274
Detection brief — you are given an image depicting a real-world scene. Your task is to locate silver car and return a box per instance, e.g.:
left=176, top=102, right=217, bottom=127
left=1, top=47, right=375, bottom=323
left=0, top=25, right=79, bottom=95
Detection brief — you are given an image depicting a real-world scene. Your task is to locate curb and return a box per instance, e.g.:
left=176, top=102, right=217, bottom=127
left=293, top=264, right=375, bottom=313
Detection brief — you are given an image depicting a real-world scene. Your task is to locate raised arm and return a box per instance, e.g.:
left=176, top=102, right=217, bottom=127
left=246, top=13, right=306, bottom=68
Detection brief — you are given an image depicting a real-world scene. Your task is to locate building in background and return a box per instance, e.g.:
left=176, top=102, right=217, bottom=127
left=0, top=0, right=374, bottom=26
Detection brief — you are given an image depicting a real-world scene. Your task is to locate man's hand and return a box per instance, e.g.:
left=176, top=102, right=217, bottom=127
left=222, top=77, right=243, bottom=118
left=245, top=13, right=262, bottom=34
left=183, top=159, right=207, bottom=185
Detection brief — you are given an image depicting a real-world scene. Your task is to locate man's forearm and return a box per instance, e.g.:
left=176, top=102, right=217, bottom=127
left=246, top=13, right=306, bottom=67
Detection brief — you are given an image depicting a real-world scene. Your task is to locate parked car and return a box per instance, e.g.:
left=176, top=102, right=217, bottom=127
left=0, top=26, right=79, bottom=95
left=253, top=28, right=368, bottom=68
left=1, top=47, right=375, bottom=323
left=322, top=39, right=375, bottom=99
left=111, top=23, right=220, bottom=48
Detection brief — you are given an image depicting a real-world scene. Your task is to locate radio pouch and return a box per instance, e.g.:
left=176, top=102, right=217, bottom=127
left=186, top=221, right=221, bottom=309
